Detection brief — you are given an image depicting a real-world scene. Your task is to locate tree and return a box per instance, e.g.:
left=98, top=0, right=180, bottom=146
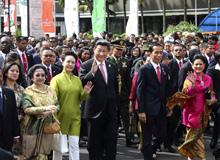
left=184, top=0, right=187, bottom=21
left=208, top=0, right=211, bottom=13
left=123, top=0, right=128, bottom=33
left=106, top=0, right=119, bottom=33
left=162, top=0, right=166, bottom=33
left=139, top=0, right=144, bottom=33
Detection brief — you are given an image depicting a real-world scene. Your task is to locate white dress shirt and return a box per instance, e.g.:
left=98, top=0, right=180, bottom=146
left=150, top=60, right=161, bottom=74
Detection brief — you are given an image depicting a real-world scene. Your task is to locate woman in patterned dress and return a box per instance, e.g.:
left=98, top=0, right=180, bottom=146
left=22, top=64, right=59, bottom=160
left=3, top=61, right=24, bottom=160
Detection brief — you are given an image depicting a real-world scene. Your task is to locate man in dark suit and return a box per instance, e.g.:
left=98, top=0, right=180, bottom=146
left=137, top=43, right=170, bottom=160
left=0, top=69, right=20, bottom=152
left=33, top=40, right=50, bottom=65
left=207, top=50, right=220, bottom=149
left=15, top=36, right=34, bottom=75
left=0, top=36, right=13, bottom=68
left=0, top=148, right=14, bottom=160
left=107, top=40, right=135, bottom=147
left=166, top=44, right=187, bottom=151
left=79, top=39, right=119, bottom=160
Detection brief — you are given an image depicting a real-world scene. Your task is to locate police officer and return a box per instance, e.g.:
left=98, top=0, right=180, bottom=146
left=108, top=40, right=137, bottom=147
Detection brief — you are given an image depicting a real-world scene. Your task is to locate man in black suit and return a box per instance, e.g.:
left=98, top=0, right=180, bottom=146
left=79, top=40, right=119, bottom=160
left=207, top=50, right=220, bottom=149
left=137, top=43, right=170, bottom=160
left=0, top=148, right=14, bottom=160
left=15, top=36, right=34, bottom=75
left=0, top=69, right=20, bottom=152
left=33, top=40, right=50, bottom=65
left=165, top=44, right=187, bottom=151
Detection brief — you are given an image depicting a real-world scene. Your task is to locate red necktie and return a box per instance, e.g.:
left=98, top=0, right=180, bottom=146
left=157, top=66, right=161, bottom=83
left=100, top=63, right=106, bottom=84
left=209, top=57, right=211, bottom=63
left=47, top=68, right=51, bottom=85
left=179, top=61, right=182, bottom=68
left=22, top=53, right=27, bottom=74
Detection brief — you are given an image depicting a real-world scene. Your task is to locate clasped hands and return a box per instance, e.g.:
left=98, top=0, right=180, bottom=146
left=38, top=105, right=57, bottom=120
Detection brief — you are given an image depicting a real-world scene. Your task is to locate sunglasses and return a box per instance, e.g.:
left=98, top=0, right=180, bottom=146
left=175, top=49, right=183, bottom=52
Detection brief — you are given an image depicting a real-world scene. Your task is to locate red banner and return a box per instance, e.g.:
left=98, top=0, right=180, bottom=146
left=41, top=0, right=55, bottom=33
left=4, top=0, right=16, bottom=32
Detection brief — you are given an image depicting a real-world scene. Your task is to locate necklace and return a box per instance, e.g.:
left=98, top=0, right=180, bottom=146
left=201, top=81, right=204, bottom=86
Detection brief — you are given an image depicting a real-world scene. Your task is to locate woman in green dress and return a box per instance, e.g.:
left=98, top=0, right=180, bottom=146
left=50, top=51, right=93, bottom=160
left=22, top=65, right=59, bottom=160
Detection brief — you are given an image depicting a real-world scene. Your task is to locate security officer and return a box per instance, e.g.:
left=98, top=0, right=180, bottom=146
left=108, top=40, right=137, bottom=147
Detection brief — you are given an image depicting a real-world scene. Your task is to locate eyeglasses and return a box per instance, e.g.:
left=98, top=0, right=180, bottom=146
left=175, top=49, right=183, bottom=52
left=43, top=54, right=53, bottom=58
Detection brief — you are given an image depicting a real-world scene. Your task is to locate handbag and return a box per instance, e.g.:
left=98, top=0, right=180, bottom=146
left=43, top=112, right=60, bottom=134
left=205, top=87, right=211, bottom=100
left=52, top=132, right=69, bottom=153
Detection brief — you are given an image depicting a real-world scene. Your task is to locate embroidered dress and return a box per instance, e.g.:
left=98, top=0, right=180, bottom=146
left=22, top=85, right=59, bottom=160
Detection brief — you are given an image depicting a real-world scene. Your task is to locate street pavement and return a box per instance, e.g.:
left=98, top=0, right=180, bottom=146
left=63, top=132, right=215, bottom=160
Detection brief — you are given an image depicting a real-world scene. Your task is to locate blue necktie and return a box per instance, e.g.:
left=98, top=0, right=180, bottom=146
left=0, top=92, right=3, bottom=113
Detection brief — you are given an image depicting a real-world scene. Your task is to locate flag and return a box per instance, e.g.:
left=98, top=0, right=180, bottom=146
left=64, top=0, right=79, bottom=38
left=92, top=0, right=105, bottom=38
left=126, top=0, right=139, bottom=37
left=4, top=0, right=16, bottom=33
left=41, top=0, right=55, bottom=34
left=19, top=0, right=27, bottom=36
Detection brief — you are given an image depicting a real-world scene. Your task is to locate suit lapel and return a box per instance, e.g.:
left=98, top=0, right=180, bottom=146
left=106, top=61, right=111, bottom=86
left=160, top=64, right=165, bottom=83
left=2, top=88, right=7, bottom=118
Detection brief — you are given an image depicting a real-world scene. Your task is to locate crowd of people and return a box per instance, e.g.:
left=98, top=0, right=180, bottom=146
left=0, top=30, right=220, bottom=160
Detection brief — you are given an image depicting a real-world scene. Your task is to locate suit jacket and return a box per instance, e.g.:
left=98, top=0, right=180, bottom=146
left=207, top=64, right=220, bottom=103
left=33, top=53, right=42, bottom=65
left=0, top=87, right=20, bottom=151
left=137, top=62, right=170, bottom=116
left=168, top=58, right=187, bottom=95
left=27, top=48, right=36, bottom=54
left=79, top=58, right=119, bottom=119
left=0, top=54, right=4, bottom=69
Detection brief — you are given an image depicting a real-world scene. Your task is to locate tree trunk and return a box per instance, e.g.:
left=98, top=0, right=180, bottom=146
left=162, top=0, right=166, bottom=33
left=208, top=0, right=211, bottom=13
left=107, top=3, right=110, bottom=33
left=140, top=2, right=144, bottom=33
left=123, top=0, right=126, bottom=33
left=184, top=0, right=187, bottom=21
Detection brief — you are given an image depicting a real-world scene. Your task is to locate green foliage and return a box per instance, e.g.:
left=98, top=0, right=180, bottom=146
left=85, top=32, right=94, bottom=39
left=163, top=21, right=203, bottom=37
left=15, top=29, right=22, bottom=37
left=58, top=0, right=64, bottom=9
left=62, top=34, right=67, bottom=40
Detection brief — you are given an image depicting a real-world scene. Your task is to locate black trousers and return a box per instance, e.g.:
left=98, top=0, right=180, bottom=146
left=141, top=108, right=167, bottom=160
left=87, top=107, right=118, bottom=160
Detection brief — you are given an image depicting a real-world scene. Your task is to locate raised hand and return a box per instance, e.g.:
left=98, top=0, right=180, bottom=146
left=187, top=71, right=196, bottom=88
left=91, top=60, right=98, bottom=74
left=84, top=81, right=93, bottom=94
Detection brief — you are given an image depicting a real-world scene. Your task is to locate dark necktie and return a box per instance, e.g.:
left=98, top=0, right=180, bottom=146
left=209, top=57, right=211, bottom=63
left=0, top=92, right=3, bottom=113
left=47, top=68, right=51, bottom=85
left=157, top=66, right=161, bottom=83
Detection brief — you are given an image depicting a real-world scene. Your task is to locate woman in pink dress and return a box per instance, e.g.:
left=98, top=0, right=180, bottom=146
left=179, top=54, right=216, bottom=160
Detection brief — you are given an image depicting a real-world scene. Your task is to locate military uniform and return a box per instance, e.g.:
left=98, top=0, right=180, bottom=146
left=107, top=40, right=132, bottom=143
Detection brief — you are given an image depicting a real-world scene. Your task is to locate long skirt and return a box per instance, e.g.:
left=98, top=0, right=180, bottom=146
left=178, top=115, right=205, bottom=159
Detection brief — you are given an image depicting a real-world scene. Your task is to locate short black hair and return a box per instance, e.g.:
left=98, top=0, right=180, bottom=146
left=5, top=52, right=21, bottom=62
left=189, top=43, right=199, bottom=50
left=134, top=37, right=139, bottom=42
left=55, top=42, right=63, bottom=48
left=192, top=54, right=206, bottom=64
left=78, top=47, right=91, bottom=60
left=94, top=39, right=110, bottom=51
left=3, top=62, right=24, bottom=85
left=16, top=36, right=28, bottom=43
left=58, top=46, right=69, bottom=55
left=28, top=64, right=48, bottom=79
left=76, top=42, right=86, bottom=49
left=41, top=47, right=54, bottom=54
left=72, top=33, right=77, bottom=39
left=62, top=50, right=78, bottom=62
left=208, top=35, right=218, bottom=42
left=149, top=43, right=162, bottom=52
left=214, top=50, right=220, bottom=62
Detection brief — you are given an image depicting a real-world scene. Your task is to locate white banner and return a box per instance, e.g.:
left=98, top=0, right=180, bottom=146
left=126, top=0, right=139, bottom=37
left=19, top=0, right=27, bottom=36
left=64, top=0, right=79, bottom=38
left=3, top=4, right=16, bottom=32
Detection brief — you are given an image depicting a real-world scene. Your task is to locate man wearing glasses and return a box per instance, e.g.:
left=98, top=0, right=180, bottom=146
left=49, top=37, right=56, bottom=48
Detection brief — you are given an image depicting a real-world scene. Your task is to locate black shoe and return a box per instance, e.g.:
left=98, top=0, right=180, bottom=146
left=167, top=146, right=176, bottom=153
left=126, top=139, right=139, bottom=147
left=156, top=145, right=162, bottom=152
left=210, top=138, right=217, bottom=149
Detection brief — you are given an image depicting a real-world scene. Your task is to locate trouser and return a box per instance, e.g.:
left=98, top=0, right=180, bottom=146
left=212, top=107, right=220, bottom=144
left=119, top=99, right=132, bottom=140
left=141, top=108, right=167, bottom=160
left=53, top=135, right=79, bottom=160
